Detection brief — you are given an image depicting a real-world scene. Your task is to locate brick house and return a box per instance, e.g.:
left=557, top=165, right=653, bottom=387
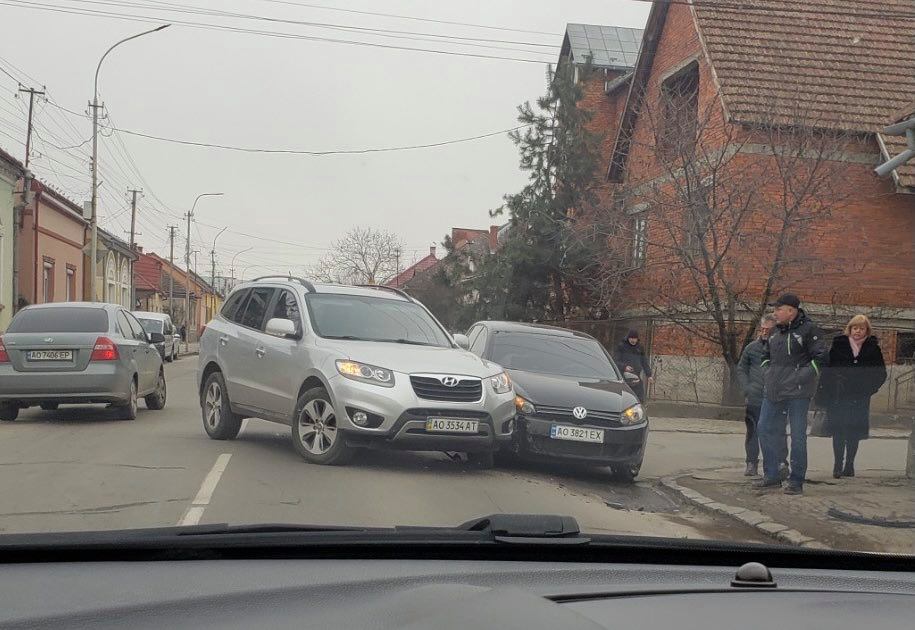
left=134, top=251, right=220, bottom=339
left=568, top=2, right=915, bottom=410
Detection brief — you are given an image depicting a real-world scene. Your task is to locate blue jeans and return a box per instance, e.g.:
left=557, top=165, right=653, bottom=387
left=759, top=397, right=810, bottom=485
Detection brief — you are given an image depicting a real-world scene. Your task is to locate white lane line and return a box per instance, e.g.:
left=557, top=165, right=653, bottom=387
left=240, top=418, right=249, bottom=434
left=178, top=453, right=232, bottom=526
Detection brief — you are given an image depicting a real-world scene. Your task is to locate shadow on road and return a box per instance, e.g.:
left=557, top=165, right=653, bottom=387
left=6, top=405, right=143, bottom=425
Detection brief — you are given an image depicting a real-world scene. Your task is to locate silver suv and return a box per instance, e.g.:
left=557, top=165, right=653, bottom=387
left=197, top=277, right=515, bottom=466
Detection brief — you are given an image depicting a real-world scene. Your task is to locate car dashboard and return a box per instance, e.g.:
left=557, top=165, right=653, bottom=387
left=1, top=557, right=913, bottom=629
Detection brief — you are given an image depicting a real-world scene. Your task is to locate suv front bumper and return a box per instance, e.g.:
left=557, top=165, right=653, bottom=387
left=328, top=374, right=515, bottom=453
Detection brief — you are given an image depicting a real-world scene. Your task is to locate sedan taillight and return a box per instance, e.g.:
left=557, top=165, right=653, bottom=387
left=0, top=337, right=8, bottom=363
left=90, top=337, right=119, bottom=361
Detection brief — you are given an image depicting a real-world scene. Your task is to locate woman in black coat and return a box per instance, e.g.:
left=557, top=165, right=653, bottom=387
left=819, top=315, right=887, bottom=478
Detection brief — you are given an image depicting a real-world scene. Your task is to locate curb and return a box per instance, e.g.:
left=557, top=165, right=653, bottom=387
left=660, top=476, right=829, bottom=549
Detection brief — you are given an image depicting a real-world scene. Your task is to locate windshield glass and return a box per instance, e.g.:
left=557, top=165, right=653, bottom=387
left=306, top=294, right=451, bottom=347
left=137, top=318, right=164, bottom=334
left=6, top=308, right=108, bottom=333
left=0, top=0, right=911, bottom=558
left=492, top=332, right=620, bottom=380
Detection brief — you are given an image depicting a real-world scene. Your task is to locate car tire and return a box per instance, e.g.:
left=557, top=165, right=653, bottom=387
left=467, top=451, right=495, bottom=469
left=40, top=403, right=59, bottom=411
left=119, top=378, right=139, bottom=421
left=0, top=406, right=19, bottom=422
left=610, top=463, right=640, bottom=483
left=201, top=371, right=242, bottom=440
left=291, top=387, right=352, bottom=465
left=144, top=369, right=167, bottom=410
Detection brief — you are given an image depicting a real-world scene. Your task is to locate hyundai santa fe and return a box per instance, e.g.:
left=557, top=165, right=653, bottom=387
left=197, top=277, right=515, bottom=466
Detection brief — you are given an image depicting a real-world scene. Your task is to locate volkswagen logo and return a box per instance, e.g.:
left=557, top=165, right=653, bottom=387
left=572, top=406, right=588, bottom=420
left=440, top=376, right=459, bottom=387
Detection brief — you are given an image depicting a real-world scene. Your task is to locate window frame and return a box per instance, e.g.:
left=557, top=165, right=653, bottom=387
left=659, top=60, right=699, bottom=159
left=631, top=215, right=648, bottom=268
left=42, top=257, right=55, bottom=303
left=267, top=288, right=305, bottom=338
left=237, top=287, right=276, bottom=332
left=123, top=310, right=150, bottom=342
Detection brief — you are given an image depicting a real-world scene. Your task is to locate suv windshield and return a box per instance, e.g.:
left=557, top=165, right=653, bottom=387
left=305, top=293, right=451, bottom=347
left=491, top=332, right=620, bottom=380
left=6, top=308, right=108, bottom=333
left=137, top=318, right=164, bottom=334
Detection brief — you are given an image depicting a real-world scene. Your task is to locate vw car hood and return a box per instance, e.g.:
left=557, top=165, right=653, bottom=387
left=508, top=369, right=639, bottom=412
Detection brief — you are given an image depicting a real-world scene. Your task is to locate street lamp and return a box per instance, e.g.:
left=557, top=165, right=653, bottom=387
left=89, top=24, right=170, bottom=302
left=185, top=193, right=222, bottom=346
left=210, top=226, right=227, bottom=286
left=229, top=247, right=253, bottom=284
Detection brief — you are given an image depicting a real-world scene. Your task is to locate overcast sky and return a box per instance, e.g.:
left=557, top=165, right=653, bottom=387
left=0, top=0, right=649, bottom=277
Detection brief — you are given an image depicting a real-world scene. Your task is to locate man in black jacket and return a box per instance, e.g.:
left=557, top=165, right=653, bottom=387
left=737, top=314, right=787, bottom=477
left=614, top=329, right=653, bottom=402
left=755, top=294, right=829, bottom=495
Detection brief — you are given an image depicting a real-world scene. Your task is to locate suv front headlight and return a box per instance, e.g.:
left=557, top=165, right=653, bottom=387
left=489, top=372, right=512, bottom=394
left=336, top=360, right=395, bottom=388
left=620, top=403, right=646, bottom=425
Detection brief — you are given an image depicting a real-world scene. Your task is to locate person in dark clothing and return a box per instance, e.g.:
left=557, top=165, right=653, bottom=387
left=180, top=324, right=187, bottom=342
left=816, top=315, right=887, bottom=479
left=737, top=314, right=788, bottom=477
left=754, top=294, right=829, bottom=495
left=614, top=329, right=653, bottom=402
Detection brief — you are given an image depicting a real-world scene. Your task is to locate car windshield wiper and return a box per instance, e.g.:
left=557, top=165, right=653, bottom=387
left=385, top=338, right=442, bottom=347
left=321, top=335, right=369, bottom=341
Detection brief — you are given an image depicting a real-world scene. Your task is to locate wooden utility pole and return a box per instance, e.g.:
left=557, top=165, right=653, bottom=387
left=17, top=86, right=45, bottom=168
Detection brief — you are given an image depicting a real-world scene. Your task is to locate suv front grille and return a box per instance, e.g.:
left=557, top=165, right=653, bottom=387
left=410, top=375, right=483, bottom=402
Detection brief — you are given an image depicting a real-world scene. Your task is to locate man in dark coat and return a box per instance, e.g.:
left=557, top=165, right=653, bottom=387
left=816, top=317, right=887, bottom=478
left=755, top=294, right=829, bottom=495
left=614, top=329, right=653, bottom=402
left=737, top=314, right=787, bottom=477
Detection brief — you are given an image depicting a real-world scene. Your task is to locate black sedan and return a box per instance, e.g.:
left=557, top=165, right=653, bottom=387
left=465, top=321, right=647, bottom=481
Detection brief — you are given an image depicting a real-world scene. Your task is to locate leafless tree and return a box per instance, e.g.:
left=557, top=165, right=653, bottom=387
left=308, top=227, right=403, bottom=285
left=588, top=84, right=857, bottom=404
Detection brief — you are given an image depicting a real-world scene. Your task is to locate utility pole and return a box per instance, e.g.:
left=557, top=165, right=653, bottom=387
left=17, top=86, right=45, bottom=169
left=185, top=212, right=191, bottom=346
left=167, top=225, right=177, bottom=318
left=127, top=189, right=142, bottom=309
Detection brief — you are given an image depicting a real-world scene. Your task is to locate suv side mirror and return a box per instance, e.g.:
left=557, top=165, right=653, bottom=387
left=453, top=333, right=470, bottom=350
left=148, top=332, right=166, bottom=344
left=265, top=318, right=298, bottom=339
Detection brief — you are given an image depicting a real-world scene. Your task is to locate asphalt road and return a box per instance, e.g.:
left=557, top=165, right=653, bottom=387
left=0, top=357, right=766, bottom=542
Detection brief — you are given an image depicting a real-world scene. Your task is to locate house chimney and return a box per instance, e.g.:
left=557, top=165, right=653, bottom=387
left=430, top=244, right=436, bottom=257
left=136, top=245, right=143, bottom=254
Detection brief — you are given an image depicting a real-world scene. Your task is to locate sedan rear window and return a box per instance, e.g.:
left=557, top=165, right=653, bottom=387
left=137, top=318, right=165, bottom=334
left=7, top=307, right=109, bottom=333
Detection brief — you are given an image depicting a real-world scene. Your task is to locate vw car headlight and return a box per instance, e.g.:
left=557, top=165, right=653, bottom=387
left=336, top=360, right=395, bottom=388
left=515, top=396, right=535, bottom=415
left=621, top=403, right=646, bottom=425
left=489, top=372, right=512, bottom=394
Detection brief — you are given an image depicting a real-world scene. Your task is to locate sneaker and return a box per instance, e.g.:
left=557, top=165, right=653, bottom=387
left=778, top=464, right=790, bottom=481
left=784, top=483, right=803, bottom=495
left=744, top=462, right=758, bottom=477
left=753, top=478, right=782, bottom=489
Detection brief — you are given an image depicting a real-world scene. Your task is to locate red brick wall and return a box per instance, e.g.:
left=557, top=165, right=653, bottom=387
left=598, top=3, right=915, bottom=361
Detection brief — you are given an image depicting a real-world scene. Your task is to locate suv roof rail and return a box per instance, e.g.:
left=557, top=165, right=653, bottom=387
left=251, top=275, right=316, bottom=293
left=356, top=284, right=414, bottom=302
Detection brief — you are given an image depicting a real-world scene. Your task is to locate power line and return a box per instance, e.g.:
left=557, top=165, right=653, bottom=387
left=82, top=0, right=561, bottom=54
left=254, top=0, right=563, bottom=36
left=105, top=122, right=531, bottom=155
left=0, top=1, right=558, bottom=63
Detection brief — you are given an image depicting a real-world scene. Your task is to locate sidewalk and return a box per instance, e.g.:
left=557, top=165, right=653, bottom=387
left=648, top=417, right=915, bottom=553
left=181, top=341, right=199, bottom=357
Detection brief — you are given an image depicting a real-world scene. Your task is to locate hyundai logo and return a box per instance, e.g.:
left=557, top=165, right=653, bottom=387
left=44, top=337, right=54, bottom=343
left=572, top=406, right=588, bottom=420
left=440, top=376, right=459, bottom=387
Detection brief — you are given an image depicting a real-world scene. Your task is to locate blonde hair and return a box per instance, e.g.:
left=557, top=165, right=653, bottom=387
left=845, top=314, right=872, bottom=337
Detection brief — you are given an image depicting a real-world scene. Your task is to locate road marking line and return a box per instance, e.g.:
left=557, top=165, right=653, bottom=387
left=241, top=418, right=249, bottom=434
left=178, top=453, right=231, bottom=526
